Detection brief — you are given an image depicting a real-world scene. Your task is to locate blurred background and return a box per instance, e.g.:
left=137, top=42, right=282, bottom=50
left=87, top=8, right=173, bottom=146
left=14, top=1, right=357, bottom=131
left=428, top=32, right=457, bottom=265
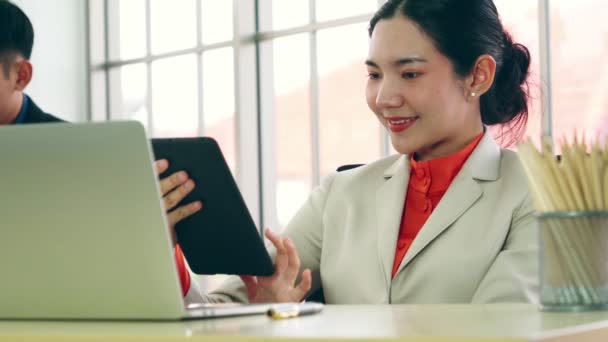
left=14, top=0, right=608, bottom=289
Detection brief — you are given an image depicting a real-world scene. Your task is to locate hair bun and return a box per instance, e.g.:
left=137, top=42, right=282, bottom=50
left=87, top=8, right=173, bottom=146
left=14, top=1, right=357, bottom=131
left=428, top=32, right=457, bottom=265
left=479, top=32, right=531, bottom=145
left=504, top=42, right=531, bottom=86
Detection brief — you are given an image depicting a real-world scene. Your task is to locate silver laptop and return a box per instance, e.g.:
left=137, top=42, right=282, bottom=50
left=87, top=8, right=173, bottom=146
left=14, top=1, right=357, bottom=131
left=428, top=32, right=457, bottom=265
left=0, top=121, right=320, bottom=320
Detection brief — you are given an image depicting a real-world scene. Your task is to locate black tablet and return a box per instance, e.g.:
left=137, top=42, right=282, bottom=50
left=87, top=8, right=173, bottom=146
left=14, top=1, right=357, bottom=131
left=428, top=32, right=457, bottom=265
left=151, top=137, right=274, bottom=276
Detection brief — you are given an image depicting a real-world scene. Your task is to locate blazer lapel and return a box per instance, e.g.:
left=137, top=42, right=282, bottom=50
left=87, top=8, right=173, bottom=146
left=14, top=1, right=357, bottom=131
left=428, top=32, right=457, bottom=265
left=395, top=132, right=502, bottom=275
left=376, top=155, right=410, bottom=289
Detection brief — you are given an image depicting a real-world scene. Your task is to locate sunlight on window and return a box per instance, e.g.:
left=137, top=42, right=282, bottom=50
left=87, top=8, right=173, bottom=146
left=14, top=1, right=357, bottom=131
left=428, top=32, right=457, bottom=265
left=151, top=55, right=198, bottom=137
left=317, top=23, right=381, bottom=177
left=272, top=34, right=310, bottom=96
left=272, top=0, right=309, bottom=30
left=276, top=180, right=310, bottom=227
left=494, top=0, right=541, bottom=147
left=113, top=0, right=146, bottom=60
left=549, top=0, right=608, bottom=143
left=203, top=48, right=236, bottom=170
left=109, top=63, right=148, bottom=128
left=316, top=0, right=377, bottom=22
left=150, top=0, right=197, bottom=54
left=271, top=34, right=312, bottom=230
left=201, top=0, right=233, bottom=44
left=202, top=48, right=235, bottom=126
left=317, top=23, right=369, bottom=77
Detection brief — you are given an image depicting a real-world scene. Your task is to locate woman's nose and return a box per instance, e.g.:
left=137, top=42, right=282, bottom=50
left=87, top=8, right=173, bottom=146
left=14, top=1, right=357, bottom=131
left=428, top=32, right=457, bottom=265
left=376, top=81, right=404, bottom=108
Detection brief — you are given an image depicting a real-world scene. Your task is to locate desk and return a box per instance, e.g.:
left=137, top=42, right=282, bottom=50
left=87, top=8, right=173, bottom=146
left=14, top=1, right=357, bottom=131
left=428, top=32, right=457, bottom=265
left=1, top=304, right=608, bottom=342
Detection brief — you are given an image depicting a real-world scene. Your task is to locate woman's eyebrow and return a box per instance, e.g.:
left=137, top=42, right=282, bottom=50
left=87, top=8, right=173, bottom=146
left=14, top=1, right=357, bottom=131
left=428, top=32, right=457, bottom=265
left=365, top=56, right=428, bottom=68
left=395, top=57, right=427, bottom=65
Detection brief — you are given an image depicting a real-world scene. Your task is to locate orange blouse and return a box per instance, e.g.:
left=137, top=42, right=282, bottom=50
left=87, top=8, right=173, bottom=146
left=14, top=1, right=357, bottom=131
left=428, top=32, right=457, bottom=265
left=391, top=133, right=485, bottom=278
left=175, top=245, right=190, bottom=296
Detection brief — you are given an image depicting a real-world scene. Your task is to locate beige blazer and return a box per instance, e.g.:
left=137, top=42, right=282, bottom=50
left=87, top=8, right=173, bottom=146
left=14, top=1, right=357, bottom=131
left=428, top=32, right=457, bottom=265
left=206, top=133, right=539, bottom=304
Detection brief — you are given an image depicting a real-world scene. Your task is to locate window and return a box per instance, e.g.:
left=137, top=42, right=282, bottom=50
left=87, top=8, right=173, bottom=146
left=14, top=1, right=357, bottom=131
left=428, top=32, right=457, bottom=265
left=90, top=0, right=239, bottom=157
left=151, top=54, right=199, bottom=137
left=256, top=1, right=386, bottom=230
left=267, top=0, right=309, bottom=31
left=317, top=23, right=381, bottom=178
left=316, top=0, right=378, bottom=22
left=150, top=0, right=197, bottom=55
left=550, top=0, right=608, bottom=144
left=494, top=0, right=542, bottom=146
left=265, top=34, right=313, bottom=228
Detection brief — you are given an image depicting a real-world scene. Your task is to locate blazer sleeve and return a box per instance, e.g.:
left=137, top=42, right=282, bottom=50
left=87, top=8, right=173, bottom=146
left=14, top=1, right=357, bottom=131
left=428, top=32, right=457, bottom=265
left=201, top=172, right=337, bottom=303
left=471, top=193, right=540, bottom=303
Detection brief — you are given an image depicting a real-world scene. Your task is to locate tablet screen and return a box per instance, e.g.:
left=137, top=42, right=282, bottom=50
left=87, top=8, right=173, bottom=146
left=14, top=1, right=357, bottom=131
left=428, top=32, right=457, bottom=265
left=152, top=138, right=274, bottom=276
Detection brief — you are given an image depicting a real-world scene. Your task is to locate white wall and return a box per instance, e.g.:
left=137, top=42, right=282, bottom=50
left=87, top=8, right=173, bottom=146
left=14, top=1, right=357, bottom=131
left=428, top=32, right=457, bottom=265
left=12, top=0, right=88, bottom=122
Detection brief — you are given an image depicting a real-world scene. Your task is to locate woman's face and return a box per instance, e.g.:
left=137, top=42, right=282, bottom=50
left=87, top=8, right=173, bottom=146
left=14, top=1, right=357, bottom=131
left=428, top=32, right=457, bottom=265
left=366, top=15, right=483, bottom=160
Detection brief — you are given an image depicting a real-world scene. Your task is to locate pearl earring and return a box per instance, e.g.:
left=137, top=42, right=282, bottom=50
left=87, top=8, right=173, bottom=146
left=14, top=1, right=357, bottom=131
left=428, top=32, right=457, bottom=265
left=470, top=92, right=477, bottom=97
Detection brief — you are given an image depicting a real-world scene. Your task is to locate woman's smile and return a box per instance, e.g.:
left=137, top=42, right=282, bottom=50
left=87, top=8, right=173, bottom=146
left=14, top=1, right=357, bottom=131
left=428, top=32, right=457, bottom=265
left=385, top=116, right=419, bottom=133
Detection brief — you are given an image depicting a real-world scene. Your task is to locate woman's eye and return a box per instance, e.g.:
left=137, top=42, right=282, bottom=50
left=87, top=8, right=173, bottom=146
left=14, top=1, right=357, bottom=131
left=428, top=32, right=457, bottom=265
left=367, top=72, right=380, bottom=79
left=402, top=72, right=419, bottom=79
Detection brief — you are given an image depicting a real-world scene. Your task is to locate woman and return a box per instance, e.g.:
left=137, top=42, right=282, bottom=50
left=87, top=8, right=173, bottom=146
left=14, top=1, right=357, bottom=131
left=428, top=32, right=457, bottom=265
left=197, top=0, right=537, bottom=304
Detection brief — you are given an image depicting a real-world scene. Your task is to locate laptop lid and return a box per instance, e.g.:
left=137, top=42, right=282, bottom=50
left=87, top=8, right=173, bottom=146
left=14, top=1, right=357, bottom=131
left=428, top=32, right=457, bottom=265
left=0, top=121, right=186, bottom=320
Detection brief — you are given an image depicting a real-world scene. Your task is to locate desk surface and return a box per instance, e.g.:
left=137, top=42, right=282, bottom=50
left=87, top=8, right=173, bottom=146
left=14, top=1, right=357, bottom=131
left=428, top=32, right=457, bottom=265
left=2, top=304, right=608, bottom=342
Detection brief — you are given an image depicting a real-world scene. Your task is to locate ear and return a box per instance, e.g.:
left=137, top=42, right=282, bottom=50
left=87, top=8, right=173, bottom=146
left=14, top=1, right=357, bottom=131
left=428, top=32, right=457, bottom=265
left=14, top=59, right=33, bottom=91
left=464, top=54, right=496, bottom=101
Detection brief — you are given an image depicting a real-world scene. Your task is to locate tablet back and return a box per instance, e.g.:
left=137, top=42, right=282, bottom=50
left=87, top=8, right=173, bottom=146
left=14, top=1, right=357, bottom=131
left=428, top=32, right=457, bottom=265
left=152, top=138, right=274, bottom=276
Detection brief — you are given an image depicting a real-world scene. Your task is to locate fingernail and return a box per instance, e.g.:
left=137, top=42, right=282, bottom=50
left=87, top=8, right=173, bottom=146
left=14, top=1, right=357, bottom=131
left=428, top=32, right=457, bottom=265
left=184, top=180, right=194, bottom=189
left=179, top=172, right=188, bottom=181
left=194, top=201, right=202, bottom=209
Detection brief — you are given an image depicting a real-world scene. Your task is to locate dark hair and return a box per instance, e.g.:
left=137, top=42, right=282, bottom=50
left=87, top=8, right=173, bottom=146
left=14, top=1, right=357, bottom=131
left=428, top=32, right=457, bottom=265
left=369, top=0, right=530, bottom=145
left=0, top=0, right=34, bottom=77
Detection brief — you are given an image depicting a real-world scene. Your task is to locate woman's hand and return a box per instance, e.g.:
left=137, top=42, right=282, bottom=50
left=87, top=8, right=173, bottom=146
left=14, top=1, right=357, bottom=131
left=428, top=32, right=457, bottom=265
left=154, top=159, right=202, bottom=246
left=240, top=228, right=312, bottom=303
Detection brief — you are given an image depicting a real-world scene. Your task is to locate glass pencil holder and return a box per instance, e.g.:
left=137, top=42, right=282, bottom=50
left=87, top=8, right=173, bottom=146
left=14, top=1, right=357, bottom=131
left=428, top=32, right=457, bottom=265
left=537, top=211, right=608, bottom=311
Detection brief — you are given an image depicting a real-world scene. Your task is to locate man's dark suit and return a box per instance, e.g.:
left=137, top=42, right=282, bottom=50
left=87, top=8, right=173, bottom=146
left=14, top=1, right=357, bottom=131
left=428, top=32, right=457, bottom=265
left=20, top=96, right=63, bottom=123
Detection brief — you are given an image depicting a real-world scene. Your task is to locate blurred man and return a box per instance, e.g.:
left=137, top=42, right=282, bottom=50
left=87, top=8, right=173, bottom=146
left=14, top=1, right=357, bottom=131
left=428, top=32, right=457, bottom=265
left=0, top=0, right=61, bottom=124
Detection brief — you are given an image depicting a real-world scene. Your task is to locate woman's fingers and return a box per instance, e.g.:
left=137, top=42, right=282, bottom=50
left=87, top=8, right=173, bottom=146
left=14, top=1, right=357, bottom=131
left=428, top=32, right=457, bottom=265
left=249, top=229, right=311, bottom=303
left=155, top=159, right=169, bottom=174
left=167, top=201, right=202, bottom=226
left=264, top=229, right=288, bottom=277
left=283, top=237, right=301, bottom=283
left=163, top=179, right=195, bottom=211
left=166, top=201, right=202, bottom=245
left=264, top=228, right=280, bottom=245
left=155, top=159, right=189, bottom=199
left=155, top=160, right=201, bottom=246
left=159, top=171, right=189, bottom=197
left=293, top=269, right=313, bottom=301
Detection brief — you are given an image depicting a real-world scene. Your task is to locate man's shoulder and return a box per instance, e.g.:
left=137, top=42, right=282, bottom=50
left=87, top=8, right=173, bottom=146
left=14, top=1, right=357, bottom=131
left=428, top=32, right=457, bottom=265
left=24, top=96, right=65, bottom=123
